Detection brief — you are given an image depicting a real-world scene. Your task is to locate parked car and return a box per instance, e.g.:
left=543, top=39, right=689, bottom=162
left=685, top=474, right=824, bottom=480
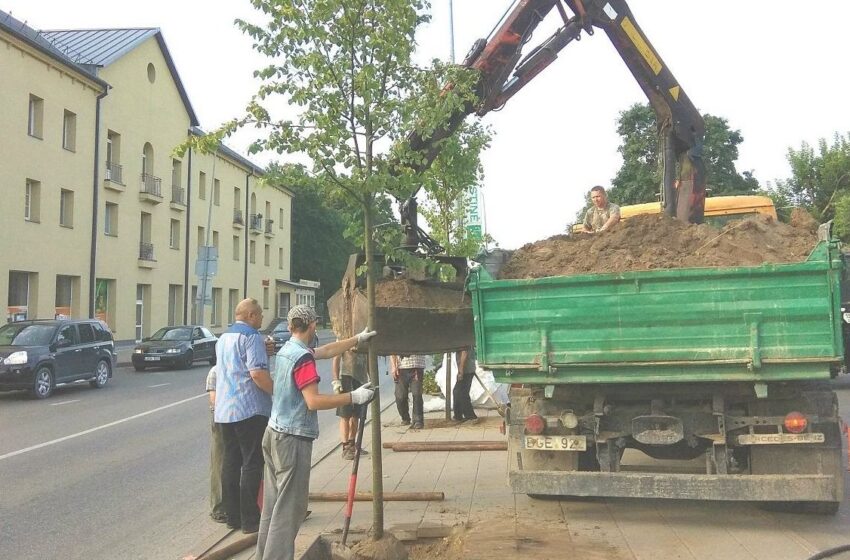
left=264, top=321, right=319, bottom=351
left=0, top=319, right=116, bottom=399
left=132, top=325, right=217, bottom=371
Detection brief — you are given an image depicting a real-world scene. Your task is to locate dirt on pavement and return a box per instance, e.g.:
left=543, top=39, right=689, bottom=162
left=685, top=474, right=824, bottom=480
left=499, top=213, right=819, bottom=280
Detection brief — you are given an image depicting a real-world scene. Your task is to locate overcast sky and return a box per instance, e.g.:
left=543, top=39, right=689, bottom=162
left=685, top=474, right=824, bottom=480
left=7, top=0, right=849, bottom=249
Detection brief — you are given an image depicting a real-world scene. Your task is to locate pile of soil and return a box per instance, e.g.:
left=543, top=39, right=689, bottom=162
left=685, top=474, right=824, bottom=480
left=350, top=533, right=409, bottom=560
left=499, top=213, right=819, bottom=280
left=375, top=279, right=470, bottom=309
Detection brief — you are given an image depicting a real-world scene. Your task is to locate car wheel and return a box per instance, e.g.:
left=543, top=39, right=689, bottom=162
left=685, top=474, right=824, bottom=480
left=90, top=360, right=111, bottom=388
left=181, top=350, right=194, bottom=370
left=134, top=364, right=146, bottom=372
left=32, top=366, right=54, bottom=399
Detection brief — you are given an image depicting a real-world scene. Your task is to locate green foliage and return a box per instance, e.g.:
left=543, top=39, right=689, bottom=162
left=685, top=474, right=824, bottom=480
left=603, top=103, right=760, bottom=217
left=770, top=134, right=850, bottom=238
left=422, top=370, right=441, bottom=395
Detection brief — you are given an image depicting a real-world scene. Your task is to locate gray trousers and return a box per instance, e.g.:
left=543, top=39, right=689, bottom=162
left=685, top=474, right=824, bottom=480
left=395, top=368, right=424, bottom=424
left=256, top=428, right=312, bottom=560
left=210, top=411, right=225, bottom=518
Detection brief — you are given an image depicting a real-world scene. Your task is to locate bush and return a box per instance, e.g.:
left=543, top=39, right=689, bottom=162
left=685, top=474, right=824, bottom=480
left=422, top=370, right=441, bottom=395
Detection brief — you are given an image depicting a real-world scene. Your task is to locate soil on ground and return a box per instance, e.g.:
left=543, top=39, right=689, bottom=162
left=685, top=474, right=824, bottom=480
left=375, top=279, right=470, bottom=309
left=499, top=213, right=819, bottom=280
left=349, top=533, right=409, bottom=560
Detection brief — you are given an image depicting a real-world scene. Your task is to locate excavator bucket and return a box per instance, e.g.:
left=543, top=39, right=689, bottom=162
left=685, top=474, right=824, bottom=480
left=327, top=254, right=475, bottom=355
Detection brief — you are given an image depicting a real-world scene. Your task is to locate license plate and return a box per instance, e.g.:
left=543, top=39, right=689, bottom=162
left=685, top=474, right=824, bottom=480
left=144, top=356, right=161, bottom=362
left=737, top=433, right=825, bottom=445
left=524, top=435, right=586, bottom=451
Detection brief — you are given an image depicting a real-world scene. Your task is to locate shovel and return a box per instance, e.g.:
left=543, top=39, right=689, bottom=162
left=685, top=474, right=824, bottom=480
left=331, top=395, right=372, bottom=559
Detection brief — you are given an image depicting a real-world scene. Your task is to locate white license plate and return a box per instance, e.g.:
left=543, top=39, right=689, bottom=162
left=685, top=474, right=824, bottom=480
left=144, top=356, right=161, bottom=362
left=737, top=433, right=825, bottom=445
left=524, top=435, right=586, bottom=451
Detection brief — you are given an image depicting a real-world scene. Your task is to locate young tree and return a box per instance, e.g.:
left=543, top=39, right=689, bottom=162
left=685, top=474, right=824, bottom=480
left=192, top=0, right=479, bottom=537
left=608, top=103, right=760, bottom=207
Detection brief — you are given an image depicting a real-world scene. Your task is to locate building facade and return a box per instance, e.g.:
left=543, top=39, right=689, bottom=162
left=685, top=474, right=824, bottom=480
left=1, top=13, right=309, bottom=340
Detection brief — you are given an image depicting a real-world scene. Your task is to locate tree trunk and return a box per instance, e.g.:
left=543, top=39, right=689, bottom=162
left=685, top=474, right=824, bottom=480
left=362, top=198, right=384, bottom=539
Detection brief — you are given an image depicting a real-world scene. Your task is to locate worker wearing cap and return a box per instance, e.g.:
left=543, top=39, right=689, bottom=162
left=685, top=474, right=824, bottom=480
left=255, top=305, right=377, bottom=560
left=582, top=185, right=621, bottom=233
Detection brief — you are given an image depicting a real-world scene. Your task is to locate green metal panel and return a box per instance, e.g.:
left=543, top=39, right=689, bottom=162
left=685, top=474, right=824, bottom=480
left=469, top=241, right=845, bottom=384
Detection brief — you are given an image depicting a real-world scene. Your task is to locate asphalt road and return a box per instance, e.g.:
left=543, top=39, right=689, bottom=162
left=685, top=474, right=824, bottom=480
left=0, top=338, right=396, bottom=560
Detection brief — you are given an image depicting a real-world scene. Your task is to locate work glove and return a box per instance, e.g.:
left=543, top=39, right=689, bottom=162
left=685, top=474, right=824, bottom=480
left=356, top=327, right=377, bottom=345
left=332, top=379, right=343, bottom=394
left=350, top=382, right=375, bottom=405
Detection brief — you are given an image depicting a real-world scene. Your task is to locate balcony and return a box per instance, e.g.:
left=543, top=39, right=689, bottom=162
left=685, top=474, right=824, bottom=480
left=264, top=219, right=275, bottom=238
left=233, top=209, right=244, bottom=229
left=138, top=242, right=156, bottom=268
left=139, top=173, right=163, bottom=204
left=104, top=161, right=124, bottom=192
left=170, top=185, right=186, bottom=211
left=249, top=213, right=263, bottom=235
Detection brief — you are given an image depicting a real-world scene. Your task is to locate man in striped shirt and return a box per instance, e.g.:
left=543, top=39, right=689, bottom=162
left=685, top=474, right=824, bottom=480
left=390, top=354, right=427, bottom=429
left=215, top=298, right=274, bottom=534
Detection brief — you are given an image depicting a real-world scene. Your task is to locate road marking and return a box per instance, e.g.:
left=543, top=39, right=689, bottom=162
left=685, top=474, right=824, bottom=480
left=148, top=383, right=171, bottom=388
left=49, top=399, right=81, bottom=406
left=0, top=393, right=206, bottom=462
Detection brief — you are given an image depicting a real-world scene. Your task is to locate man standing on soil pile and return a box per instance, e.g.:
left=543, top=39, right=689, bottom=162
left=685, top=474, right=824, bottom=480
left=582, top=185, right=620, bottom=233
left=256, top=305, right=377, bottom=560
left=331, top=348, right=370, bottom=459
left=391, top=354, right=427, bottom=429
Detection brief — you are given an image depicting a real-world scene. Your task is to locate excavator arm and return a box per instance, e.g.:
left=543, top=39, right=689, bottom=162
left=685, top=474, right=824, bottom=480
left=399, top=0, right=706, bottom=253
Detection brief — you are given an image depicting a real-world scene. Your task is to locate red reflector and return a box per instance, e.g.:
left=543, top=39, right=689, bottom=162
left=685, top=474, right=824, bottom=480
left=784, top=411, right=808, bottom=434
left=524, top=414, right=545, bottom=435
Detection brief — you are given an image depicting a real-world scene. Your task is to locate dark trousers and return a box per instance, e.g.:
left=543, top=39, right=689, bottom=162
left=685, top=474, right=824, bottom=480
left=395, top=368, right=424, bottom=424
left=452, top=371, right=475, bottom=419
left=220, top=414, right=268, bottom=528
left=210, top=412, right=225, bottom=518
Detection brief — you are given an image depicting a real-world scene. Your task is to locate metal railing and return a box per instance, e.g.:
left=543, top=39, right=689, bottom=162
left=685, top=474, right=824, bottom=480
left=233, top=209, right=244, bottom=224
left=139, top=242, right=154, bottom=261
left=105, top=161, right=123, bottom=184
left=265, top=219, right=274, bottom=234
left=171, top=185, right=185, bottom=205
left=249, top=213, right=263, bottom=231
left=140, top=173, right=162, bottom=197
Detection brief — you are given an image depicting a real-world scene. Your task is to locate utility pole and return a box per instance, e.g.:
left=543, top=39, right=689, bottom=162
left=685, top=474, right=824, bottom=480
left=448, top=0, right=456, bottom=63
left=196, top=153, right=218, bottom=326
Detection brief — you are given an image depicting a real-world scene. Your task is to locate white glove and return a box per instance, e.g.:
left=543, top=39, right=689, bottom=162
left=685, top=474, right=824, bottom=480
left=332, top=379, right=343, bottom=394
left=350, top=382, right=375, bottom=405
left=356, top=327, right=377, bottom=345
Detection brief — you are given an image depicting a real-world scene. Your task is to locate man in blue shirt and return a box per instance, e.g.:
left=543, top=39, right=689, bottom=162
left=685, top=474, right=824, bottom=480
left=215, top=298, right=274, bottom=534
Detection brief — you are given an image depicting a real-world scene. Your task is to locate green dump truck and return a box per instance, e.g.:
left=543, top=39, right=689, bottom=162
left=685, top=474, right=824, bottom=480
left=469, top=232, right=846, bottom=513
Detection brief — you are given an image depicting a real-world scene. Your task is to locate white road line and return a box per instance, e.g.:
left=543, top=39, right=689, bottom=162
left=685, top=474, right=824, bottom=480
left=148, top=383, right=171, bottom=388
left=49, top=399, right=81, bottom=406
left=0, top=393, right=206, bottom=462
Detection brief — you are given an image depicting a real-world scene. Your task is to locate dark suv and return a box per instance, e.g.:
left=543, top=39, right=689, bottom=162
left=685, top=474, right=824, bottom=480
left=0, top=319, right=116, bottom=399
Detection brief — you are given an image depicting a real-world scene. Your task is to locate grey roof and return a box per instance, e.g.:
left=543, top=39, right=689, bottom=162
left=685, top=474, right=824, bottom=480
left=0, top=10, right=108, bottom=89
left=41, top=28, right=199, bottom=126
left=189, top=126, right=267, bottom=176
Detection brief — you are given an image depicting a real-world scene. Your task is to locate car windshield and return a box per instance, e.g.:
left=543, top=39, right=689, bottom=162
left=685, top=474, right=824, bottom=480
left=149, top=327, right=192, bottom=341
left=0, top=323, right=56, bottom=346
left=273, top=323, right=290, bottom=333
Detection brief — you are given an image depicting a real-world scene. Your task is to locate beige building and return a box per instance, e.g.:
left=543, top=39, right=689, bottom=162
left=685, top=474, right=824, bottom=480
left=0, top=12, right=315, bottom=340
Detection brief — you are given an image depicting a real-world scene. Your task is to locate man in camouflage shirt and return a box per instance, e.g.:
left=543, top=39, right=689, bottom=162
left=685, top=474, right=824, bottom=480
left=582, top=185, right=621, bottom=233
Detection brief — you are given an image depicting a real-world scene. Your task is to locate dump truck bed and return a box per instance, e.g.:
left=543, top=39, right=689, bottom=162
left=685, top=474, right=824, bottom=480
left=468, top=240, right=845, bottom=384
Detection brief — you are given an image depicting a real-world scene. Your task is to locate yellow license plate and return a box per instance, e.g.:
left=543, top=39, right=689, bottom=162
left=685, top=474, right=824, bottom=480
left=524, top=435, right=586, bottom=451
left=737, top=433, right=825, bottom=445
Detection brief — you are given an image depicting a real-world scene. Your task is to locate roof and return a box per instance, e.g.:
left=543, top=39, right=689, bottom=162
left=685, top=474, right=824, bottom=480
left=189, top=126, right=266, bottom=176
left=0, top=10, right=108, bottom=90
left=41, top=28, right=198, bottom=126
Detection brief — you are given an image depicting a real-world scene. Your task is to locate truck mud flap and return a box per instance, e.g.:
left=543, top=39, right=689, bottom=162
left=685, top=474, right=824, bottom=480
left=509, top=470, right=839, bottom=502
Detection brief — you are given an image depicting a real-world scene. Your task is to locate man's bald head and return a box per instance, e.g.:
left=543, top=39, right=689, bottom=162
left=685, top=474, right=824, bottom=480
left=235, top=298, right=263, bottom=328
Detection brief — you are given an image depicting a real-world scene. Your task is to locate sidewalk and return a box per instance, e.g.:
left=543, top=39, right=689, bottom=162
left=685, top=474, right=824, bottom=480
left=181, top=403, right=510, bottom=560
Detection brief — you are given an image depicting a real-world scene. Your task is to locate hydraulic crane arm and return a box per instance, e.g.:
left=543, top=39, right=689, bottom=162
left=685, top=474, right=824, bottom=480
left=400, top=0, right=706, bottom=254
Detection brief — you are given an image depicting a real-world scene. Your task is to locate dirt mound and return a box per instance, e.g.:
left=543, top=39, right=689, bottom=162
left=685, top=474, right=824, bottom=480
left=499, top=213, right=819, bottom=280
left=375, top=279, right=470, bottom=309
left=350, top=533, right=408, bottom=560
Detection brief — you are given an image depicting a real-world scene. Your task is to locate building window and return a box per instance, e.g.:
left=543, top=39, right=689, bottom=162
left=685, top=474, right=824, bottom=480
left=213, top=179, right=221, bottom=206
left=233, top=235, right=240, bottom=261
left=170, top=219, right=181, bottom=249
left=264, top=244, right=270, bottom=266
left=211, top=288, right=222, bottom=326
left=263, top=287, right=269, bottom=310
left=105, top=202, right=118, bottom=235
left=249, top=240, right=256, bottom=264
left=59, top=189, right=74, bottom=228
left=199, top=172, right=207, bottom=200
left=147, top=62, right=156, bottom=83
left=190, top=286, right=198, bottom=324
left=167, top=284, right=183, bottom=326
left=279, top=208, right=284, bottom=229
left=55, top=275, right=78, bottom=318
left=62, top=110, right=77, bottom=151
left=28, top=94, right=43, bottom=138
left=25, top=179, right=41, bottom=222
left=228, top=289, right=239, bottom=325
left=106, top=131, right=122, bottom=183
left=198, top=226, right=205, bottom=250
left=212, top=230, right=219, bottom=250
left=278, top=248, right=284, bottom=270
left=234, top=187, right=241, bottom=211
